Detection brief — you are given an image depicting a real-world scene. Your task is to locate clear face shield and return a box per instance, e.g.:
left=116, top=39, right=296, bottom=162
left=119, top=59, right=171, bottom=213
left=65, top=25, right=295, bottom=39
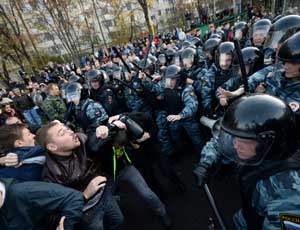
left=174, top=56, right=181, bottom=67
left=264, top=30, right=284, bottom=50
left=66, top=89, right=81, bottom=104
left=219, top=54, right=233, bottom=70
left=158, top=56, right=167, bottom=65
left=264, top=48, right=276, bottom=65
left=234, top=30, right=243, bottom=40
left=182, top=56, right=193, bottom=70
left=217, top=128, right=275, bottom=166
left=113, top=70, right=122, bottom=80
left=252, top=27, right=269, bottom=46
left=164, top=78, right=177, bottom=89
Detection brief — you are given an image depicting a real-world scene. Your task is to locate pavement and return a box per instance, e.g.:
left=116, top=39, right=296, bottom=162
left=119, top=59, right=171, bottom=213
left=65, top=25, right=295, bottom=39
left=120, top=150, right=242, bottom=230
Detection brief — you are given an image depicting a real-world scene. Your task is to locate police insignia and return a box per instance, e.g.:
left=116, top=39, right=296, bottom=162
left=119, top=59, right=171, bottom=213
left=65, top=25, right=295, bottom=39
left=95, top=109, right=101, bottom=116
left=189, top=91, right=195, bottom=97
left=280, top=213, right=300, bottom=230
left=201, top=79, right=207, bottom=86
left=288, top=102, right=299, bottom=112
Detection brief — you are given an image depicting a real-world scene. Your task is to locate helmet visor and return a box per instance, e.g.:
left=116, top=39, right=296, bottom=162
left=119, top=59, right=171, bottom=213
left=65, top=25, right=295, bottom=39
left=66, top=91, right=81, bottom=103
left=234, top=30, right=243, bottom=40
left=158, top=56, right=166, bottom=65
left=113, top=70, right=122, bottom=80
left=219, top=54, right=232, bottom=70
left=218, top=129, right=275, bottom=166
left=264, top=30, right=284, bottom=49
left=182, top=57, right=193, bottom=69
left=252, top=25, right=270, bottom=38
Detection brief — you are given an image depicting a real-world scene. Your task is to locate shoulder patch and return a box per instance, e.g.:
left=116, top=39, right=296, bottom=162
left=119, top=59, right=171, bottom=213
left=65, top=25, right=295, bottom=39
left=201, top=78, right=208, bottom=86
left=280, top=213, right=300, bottom=230
left=95, top=108, right=102, bottom=116
left=189, top=91, right=195, bottom=97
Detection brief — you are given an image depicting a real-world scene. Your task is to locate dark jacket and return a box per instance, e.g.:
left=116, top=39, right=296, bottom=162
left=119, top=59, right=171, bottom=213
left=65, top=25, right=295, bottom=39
left=0, top=146, right=45, bottom=181
left=42, top=133, right=102, bottom=192
left=0, top=178, right=83, bottom=230
left=13, top=94, right=34, bottom=112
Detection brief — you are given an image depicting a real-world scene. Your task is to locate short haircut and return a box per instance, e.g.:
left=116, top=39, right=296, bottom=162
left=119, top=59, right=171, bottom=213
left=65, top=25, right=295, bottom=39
left=35, top=122, right=58, bottom=150
left=5, top=116, right=22, bottom=125
left=0, top=124, right=27, bottom=152
left=46, top=83, right=58, bottom=93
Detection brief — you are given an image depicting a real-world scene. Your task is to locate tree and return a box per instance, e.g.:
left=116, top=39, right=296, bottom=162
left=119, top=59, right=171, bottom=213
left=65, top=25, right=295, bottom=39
left=91, top=0, right=108, bottom=48
left=78, top=0, right=95, bottom=53
left=0, top=3, right=36, bottom=72
left=136, top=0, right=154, bottom=35
left=12, top=0, right=45, bottom=66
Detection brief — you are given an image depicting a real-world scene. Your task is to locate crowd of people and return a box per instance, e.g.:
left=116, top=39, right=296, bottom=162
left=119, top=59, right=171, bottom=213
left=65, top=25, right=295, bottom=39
left=0, top=11, right=300, bottom=230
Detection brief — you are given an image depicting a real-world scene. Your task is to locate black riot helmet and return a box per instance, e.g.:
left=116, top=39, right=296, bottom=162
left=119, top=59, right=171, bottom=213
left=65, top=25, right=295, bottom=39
left=68, top=75, right=81, bottom=83
left=233, top=47, right=264, bottom=76
left=87, top=69, right=103, bottom=85
left=233, top=21, right=249, bottom=40
left=215, top=41, right=235, bottom=70
left=264, top=15, right=300, bottom=50
left=166, top=48, right=176, bottom=63
left=272, top=14, right=283, bottom=24
left=164, top=64, right=181, bottom=79
left=182, top=40, right=196, bottom=49
left=216, top=30, right=226, bottom=41
left=190, top=37, right=203, bottom=47
left=251, top=19, right=271, bottom=46
left=218, top=94, right=297, bottom=166
left=277, top=31, right=300, bottom=64
left=65, top=82, right=83, bottom=103
left=204, top=38, right=222, bottom=61
left=209, top=33, right=222, bottom=40
left=181, top=47, right=197, bottom=70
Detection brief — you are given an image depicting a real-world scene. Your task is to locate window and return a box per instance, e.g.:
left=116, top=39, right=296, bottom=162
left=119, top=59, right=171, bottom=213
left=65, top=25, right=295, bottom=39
left=158, top=10, right=162, bottom=16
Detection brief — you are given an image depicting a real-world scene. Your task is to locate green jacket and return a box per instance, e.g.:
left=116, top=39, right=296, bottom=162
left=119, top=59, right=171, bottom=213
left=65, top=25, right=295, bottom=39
left=41, top=95, right=67, bottom=121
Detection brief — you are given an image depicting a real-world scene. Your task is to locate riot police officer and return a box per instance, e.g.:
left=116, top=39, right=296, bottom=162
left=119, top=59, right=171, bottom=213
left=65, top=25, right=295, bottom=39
left=203, top=38, right=222, bottom=69
left=87, top=69, right=125, bottom=116
left=141, top=64, right=205, bottom=157
left=247, top=16, right=300, bottom=112
left=216, top=46, right=264, bottom=106
left=65, top=82, right=108, bottom=131
left=194, top=94, right=300, bottom=229
left=233, top=21, right=252, bottom=48
left=250, top=19, right=272, bottom=51
left=201, top=42, right=236, bottom=117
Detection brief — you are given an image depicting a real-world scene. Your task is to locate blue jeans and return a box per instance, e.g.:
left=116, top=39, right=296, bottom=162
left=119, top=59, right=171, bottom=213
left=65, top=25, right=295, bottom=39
left=82, top=180, right=123, bottom=230
left=23, top=108, right=42, bottom=125
left=169, top=118, right=205, bottom=157
left=117, top=165, right=167, bottom=217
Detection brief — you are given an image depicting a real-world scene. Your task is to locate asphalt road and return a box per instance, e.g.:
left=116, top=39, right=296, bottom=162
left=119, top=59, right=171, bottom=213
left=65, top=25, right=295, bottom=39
left=120, top=150, right=242, bottom=230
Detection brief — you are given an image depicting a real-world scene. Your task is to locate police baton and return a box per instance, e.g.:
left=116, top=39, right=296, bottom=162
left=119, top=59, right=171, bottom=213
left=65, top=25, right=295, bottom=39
left=203, top=183, right=228, bottom=230
left=112, top=46, right=132, bottom=74
left=142, top=34, right=154, bottom=72
left=131, top=62, right=154, bottom=80
left=233, top=39, right=249, bottom=93
left=114, top=78, right=139, bottom=94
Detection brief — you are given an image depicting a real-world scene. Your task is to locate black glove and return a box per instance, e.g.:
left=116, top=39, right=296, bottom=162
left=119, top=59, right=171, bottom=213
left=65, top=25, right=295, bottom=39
left=193, top=165, right=208, bottom=187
